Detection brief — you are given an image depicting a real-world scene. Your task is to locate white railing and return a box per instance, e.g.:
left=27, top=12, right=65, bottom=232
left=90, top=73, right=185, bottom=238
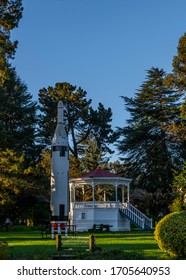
left=72, top=201, right=118, bottom=209
left=120, top=202, right=152, bottom=229
left=71, top=201, right=153, bottom=230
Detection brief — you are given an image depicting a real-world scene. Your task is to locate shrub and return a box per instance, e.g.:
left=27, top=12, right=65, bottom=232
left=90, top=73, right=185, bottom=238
left=154, top=211, right=186, bottom=258
left=0, top=241, right=8, bottom=260
left=169, top=197, right=186, bottom=212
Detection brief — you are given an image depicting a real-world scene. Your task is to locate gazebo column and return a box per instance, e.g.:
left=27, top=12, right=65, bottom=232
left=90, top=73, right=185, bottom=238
left=92, top=181, right=95, bottom=205
left=73, top=184, right=76, bottom=204
left=122, top=187, right=125, bottom=204
left=69, top=182, right=73, bottom=207
left=103, top=190, right=106, bottom=202
left=115, top=182, right=118, bottom=203
left=82, top=185, right=85, bottom=201
left=127, top=182, right=130, bottom=202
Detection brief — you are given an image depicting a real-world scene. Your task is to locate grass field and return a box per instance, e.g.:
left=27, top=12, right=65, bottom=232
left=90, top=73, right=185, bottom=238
left=0, top=229, right=170, bottom=260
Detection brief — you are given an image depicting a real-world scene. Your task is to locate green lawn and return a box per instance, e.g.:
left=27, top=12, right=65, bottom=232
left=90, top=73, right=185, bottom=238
left=0, top=229, right=170, bottom=260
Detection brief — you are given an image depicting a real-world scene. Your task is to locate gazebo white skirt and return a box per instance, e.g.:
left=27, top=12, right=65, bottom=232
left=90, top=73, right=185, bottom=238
left=69, top=202, right=131, bottom=231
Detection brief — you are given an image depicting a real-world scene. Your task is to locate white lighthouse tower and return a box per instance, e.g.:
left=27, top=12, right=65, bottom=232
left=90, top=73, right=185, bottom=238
left=50, top=101, right=69, bottom=223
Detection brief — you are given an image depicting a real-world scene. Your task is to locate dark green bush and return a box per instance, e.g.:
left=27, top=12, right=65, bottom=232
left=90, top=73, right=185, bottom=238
left=0, top=241, right=9, bottom=260
left=11, top=225, right=40, bottom=231
left=154, top=211, right=186, bottom=258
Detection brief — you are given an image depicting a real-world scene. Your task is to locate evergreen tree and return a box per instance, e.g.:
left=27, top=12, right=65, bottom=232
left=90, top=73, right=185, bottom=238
left=0, top=0, right=45, bottom=223
left=117, top=67, right=184, bottom=192
left=0, top=0, right=37, bottom=159
left=164, top=99, right=186, bottom=141
left=0, top=149, right=50, bottom=223
left=108, top=160, right=130, bottom=177
left=164, top=32, right=186, bottom=91
left=80, top=136, right=106, bottom=174
left=130, top=188, right=173, bottom=221
left=69, top=155, right=82, bottom=178
left=164, top=32, right=186, bottom=140
left=38, top=82, right=115, bottom=159
left=170, top=163, right=186, bottom=212
left=0, top=67, right=37, bottom=159
left=0, top=0, right=23, bottom=82
left=88, top=102, right=115, bottom=155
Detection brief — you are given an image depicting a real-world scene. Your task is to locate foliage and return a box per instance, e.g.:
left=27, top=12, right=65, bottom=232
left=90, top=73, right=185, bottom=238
left=172, top=163, right=186, bottom=199
left=169, top=197, right=185, bottom=213
left=69, top=136, right=107, bottom=177
left=154, top=211, right=186, bottom=258
left=69, top=155, right=82, bottom=178
left=0, top=149, right=27, bottom=217
left=164, top=100, right=186, bottom=141
left=0, top=0, right=43, bottom=224
left=0, top=149, right=50, bottom=223
left=164, top=32, right=186, bottom=91
left=164, top=32, right=186, bottom=140
left=38, top=82, right=115, bottom=158
left=0, top=67, right=37, bottom=159
left=108, top=160, right=131, bottom=178
left=130, top=188, right=174, bottom=221
left=0, top=0, right=23, bottom=82
left=169, top=163, right=186, bottom=212
left=0, top=241, right=8, bottom=260
left=37, top=149, right=51, bottom=179
left=117, top=67, right=184, bottom=192
left=80, top=136, right=107, bottom=174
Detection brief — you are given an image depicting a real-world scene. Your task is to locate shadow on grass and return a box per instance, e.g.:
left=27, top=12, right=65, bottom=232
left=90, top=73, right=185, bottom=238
left=99, top=243, right=158, bottom=251
left=7, top=245, right=55, bottom=260
left=93, top=231, right=154, bottom=239
left=0, top=230, right=169, bottom=260
left=0, top=231, right=44, bottom=242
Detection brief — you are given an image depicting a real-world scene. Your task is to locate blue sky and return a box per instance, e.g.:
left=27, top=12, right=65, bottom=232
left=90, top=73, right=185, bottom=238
left=12, top=0, right=186, bottom=159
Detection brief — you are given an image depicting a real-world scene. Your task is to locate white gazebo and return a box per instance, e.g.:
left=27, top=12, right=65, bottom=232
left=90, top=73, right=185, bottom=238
left=69, top=167, right=133, bottom=231
left=69, top=167, right=152, bottom=231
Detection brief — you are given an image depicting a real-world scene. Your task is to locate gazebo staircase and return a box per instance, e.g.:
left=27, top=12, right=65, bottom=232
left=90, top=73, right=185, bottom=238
left=119, top=202, right=152, bottom=230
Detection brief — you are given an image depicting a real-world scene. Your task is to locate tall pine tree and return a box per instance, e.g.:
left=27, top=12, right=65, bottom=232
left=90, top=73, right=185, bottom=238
left=38, top=82, right=115, bottom=159
left=0, top=67, right=37, bottom=160
left=0, top=0, right=23, bottom=82
left=117, top=67, right=184, bottom=192
left=0, top=0, right=37, bottom=160
left=164, top=32, right=186, bottom=140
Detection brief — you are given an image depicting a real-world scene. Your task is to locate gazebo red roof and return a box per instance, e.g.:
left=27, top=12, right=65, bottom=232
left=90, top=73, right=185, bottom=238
left=81, top=167, right=119, bottom=178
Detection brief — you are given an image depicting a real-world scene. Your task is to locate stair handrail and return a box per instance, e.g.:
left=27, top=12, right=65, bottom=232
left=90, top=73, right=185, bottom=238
left=120, top=202, right=152, bottom=229
left=120, top=204, right=145, bottom=229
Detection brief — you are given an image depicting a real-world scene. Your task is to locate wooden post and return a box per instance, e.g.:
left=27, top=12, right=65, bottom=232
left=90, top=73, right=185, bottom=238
left=56, top=234, right=62, bottom=251
left=89, top=234, right=96, bottom=253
